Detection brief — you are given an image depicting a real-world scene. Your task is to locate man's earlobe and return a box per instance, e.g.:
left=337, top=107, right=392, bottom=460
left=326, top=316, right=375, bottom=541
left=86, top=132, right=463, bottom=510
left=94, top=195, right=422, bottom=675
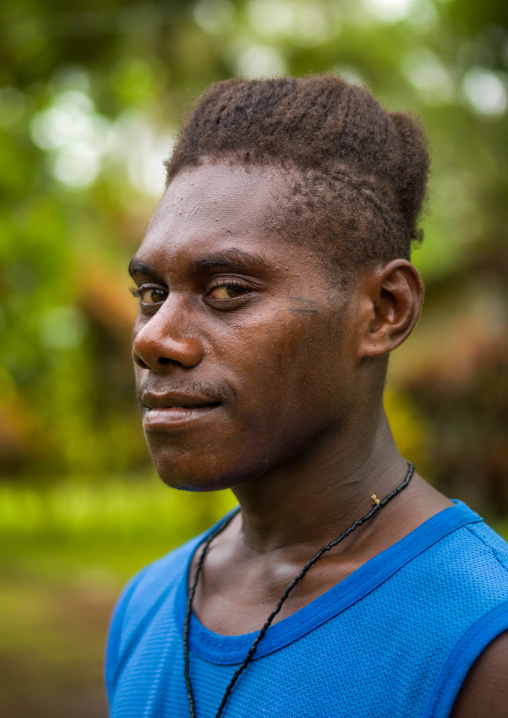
left=358, top=259, right=424, bottom=359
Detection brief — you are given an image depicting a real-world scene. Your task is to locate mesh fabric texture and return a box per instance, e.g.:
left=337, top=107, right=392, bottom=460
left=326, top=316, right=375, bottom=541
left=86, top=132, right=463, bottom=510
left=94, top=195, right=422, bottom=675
left=106, top=501, right=508, bottom=718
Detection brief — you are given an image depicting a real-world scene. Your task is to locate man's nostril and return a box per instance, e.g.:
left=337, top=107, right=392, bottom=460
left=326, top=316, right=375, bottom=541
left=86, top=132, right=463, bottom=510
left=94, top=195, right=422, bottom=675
left=133, top=354, right=149, bottom=370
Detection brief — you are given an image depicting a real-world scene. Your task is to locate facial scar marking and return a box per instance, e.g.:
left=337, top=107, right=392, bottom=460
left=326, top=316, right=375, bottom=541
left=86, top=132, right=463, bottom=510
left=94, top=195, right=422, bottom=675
left=288, top=295, right=317, bottom=305
left=289, top=308, right=318, bottom=315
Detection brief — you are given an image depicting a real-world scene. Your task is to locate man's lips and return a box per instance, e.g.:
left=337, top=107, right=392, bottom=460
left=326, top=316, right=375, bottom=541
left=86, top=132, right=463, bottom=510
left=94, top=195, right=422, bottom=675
left=140, top=390, right=223, bottom=410
left=140, top=390, right=223, bottom=428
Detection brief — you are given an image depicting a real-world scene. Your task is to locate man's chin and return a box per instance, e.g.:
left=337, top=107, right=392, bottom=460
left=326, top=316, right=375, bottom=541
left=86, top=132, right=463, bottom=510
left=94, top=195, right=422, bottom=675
left=152, top=456, right=233, bottom=492
left=157, top=473, right=231, bottom=493
left=151, top=451, right=265, bottom=493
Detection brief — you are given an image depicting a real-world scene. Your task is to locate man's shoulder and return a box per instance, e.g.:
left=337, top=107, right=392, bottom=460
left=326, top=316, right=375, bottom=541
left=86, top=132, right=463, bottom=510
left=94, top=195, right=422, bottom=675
left=376, top=503, right=508, bottom=645
left=461, top=517, right=508, bottom=563
left=105, top=526, right=208, bottom=693
left=439, top=510, right=508, bottom=583
left=418, top=513, right=508, bottom=718
left=110, top=510, right=238, bottom=631
left=119, top=531, right=204, bottom=616
left=416, top=502, right=508, bottom=585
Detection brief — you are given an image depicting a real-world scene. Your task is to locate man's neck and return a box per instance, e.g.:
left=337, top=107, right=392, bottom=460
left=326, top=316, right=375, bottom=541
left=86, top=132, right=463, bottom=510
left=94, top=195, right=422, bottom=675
left=191, top=410, right=451, bottom=636
left=231, top=410, right=408, bottom=557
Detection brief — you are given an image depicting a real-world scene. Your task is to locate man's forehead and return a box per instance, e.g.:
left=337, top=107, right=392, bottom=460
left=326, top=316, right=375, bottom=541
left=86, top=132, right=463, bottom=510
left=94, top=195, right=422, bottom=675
left=148, top=161, right=281, bottom=231
left=136, top=162, right=293, bottom=269
left=134, top=160, right=343, bottom=289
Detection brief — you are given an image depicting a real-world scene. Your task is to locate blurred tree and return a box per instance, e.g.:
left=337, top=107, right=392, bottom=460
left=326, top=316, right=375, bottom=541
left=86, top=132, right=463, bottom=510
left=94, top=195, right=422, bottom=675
left=0, top=0, right=506, bottom=513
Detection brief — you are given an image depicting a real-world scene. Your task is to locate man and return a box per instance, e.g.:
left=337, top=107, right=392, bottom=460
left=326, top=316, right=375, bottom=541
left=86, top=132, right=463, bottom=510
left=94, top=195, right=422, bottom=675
left=106, top=76, right=508, bottom=717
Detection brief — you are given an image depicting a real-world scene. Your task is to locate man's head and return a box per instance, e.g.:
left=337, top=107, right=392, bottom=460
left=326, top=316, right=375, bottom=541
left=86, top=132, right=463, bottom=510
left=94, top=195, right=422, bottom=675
left=130, top=76, right=427, bottom=491
left=166, top=75, right=430, bottom=280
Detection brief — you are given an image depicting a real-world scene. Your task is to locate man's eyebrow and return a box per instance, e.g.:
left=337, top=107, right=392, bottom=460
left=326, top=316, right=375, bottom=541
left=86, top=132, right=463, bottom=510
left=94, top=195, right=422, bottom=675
left=189, top=249, right=269, bottom=274
left=128, top=258, right=159, bottom=279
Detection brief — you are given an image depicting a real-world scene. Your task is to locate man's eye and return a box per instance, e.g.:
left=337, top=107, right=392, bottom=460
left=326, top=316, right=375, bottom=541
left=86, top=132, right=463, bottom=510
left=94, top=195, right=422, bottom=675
left=208, top=284, right=248, bottom=300
left=132, top=287, right=167, bottom=305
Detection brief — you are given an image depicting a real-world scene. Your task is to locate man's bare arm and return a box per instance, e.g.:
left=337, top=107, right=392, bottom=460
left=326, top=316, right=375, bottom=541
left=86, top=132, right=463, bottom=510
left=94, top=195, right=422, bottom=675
left=452, top=630, right=508, bottom=718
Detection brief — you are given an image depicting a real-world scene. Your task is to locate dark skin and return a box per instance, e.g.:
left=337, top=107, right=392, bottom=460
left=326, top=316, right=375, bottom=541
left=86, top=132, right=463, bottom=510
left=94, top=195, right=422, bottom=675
left=131, top=161, right=508, bottom=717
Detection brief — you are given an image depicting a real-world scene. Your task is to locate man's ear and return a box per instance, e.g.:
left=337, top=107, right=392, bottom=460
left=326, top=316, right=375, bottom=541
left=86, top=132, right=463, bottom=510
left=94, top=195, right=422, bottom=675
left=356, top=259, right=424, bottom=359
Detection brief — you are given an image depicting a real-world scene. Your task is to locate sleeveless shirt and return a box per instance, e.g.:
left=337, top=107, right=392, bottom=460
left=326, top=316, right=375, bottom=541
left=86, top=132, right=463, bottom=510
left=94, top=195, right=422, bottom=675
left=106, top=500, right=508, bottom=717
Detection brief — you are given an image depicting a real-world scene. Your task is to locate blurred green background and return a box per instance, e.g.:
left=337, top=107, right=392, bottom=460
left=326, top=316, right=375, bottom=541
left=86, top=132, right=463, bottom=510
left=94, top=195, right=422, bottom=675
left=1, top=0, right=507, bottom=715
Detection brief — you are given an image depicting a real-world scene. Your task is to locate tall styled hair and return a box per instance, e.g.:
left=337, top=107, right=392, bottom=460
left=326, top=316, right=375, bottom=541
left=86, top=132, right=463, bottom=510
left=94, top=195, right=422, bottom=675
left=165, top=76, right=430, bottom=272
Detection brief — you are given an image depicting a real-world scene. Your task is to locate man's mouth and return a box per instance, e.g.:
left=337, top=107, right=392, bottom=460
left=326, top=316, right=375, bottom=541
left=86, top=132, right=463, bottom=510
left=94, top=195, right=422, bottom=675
left=140, top=390, right=223, bottom=428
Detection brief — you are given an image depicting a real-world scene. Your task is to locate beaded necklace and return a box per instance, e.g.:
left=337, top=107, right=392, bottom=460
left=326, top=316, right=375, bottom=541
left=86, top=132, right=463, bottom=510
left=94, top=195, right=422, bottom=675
left=184, top=461, right=415, bottom=717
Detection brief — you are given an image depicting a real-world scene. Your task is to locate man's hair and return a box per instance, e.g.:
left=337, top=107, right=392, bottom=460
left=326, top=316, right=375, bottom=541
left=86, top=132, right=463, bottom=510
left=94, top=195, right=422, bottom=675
left=165, top=75, right=429, bottom=275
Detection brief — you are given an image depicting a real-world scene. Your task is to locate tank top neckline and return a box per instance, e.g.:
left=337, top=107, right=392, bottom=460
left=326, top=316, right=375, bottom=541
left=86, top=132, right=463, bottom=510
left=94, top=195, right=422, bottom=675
left=174, top=499, right=482, bottom=665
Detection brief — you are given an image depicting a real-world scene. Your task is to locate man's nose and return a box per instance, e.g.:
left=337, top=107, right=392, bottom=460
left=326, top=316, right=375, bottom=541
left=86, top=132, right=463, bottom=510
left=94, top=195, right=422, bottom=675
left=132, top=301, right=204, bottom=371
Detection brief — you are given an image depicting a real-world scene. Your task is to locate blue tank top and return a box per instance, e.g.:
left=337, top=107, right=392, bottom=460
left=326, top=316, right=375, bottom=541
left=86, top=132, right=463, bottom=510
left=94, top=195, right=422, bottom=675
left=106, top=501, right=508, bottom=717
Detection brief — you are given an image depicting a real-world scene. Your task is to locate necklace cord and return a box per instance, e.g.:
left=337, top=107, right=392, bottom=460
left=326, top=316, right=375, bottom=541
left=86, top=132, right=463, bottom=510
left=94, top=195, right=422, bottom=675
left=183, top=509, right=240, bottom=718
left=184, top=461, right=415, bottom=718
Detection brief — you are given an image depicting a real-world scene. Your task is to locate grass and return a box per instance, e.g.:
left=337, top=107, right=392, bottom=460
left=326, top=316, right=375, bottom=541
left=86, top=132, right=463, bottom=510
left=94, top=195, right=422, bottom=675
left=0, top=476, right=236, bottom=718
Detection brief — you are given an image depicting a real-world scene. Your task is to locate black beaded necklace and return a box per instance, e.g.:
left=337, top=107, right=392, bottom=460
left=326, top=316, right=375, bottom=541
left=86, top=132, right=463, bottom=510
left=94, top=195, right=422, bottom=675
left=183, top=461, right=415, bottom=718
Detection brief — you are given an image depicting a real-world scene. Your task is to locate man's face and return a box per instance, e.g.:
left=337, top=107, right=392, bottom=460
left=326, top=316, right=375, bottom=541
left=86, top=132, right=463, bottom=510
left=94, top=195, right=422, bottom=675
left=130, top=162, right=361, bottom=490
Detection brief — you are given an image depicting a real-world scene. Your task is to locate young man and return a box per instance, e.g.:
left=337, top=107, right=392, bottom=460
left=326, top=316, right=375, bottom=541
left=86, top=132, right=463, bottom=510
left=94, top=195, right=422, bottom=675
left=106, top=76, right=508, bottom=717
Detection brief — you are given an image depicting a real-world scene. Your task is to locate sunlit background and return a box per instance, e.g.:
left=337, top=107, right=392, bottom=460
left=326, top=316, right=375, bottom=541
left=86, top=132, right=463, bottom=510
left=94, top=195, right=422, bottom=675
left=1, top=0, right=507, bottom=715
